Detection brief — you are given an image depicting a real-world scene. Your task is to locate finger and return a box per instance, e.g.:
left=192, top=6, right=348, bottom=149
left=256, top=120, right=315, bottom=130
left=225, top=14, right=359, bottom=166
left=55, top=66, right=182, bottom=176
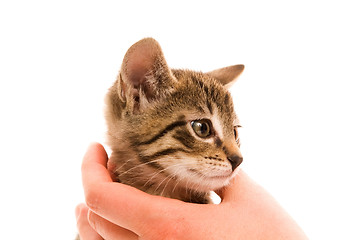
left=88, top=210, right=139, bottom=240
left=217, top=170, right=268, bottom=204
left=82, top=143, right=185, bottom=234
left=215, top=170, right=250, bottom=202
left=81, top=142, right=112, bottom=186
left=85, top=178, right=188, bottom=235
left=75, top=203, right=103, bottom=240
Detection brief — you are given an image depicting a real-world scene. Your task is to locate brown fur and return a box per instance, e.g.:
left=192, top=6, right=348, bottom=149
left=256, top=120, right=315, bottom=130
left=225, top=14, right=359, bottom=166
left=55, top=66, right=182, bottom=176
left=105, top=38, right=244, bottom=204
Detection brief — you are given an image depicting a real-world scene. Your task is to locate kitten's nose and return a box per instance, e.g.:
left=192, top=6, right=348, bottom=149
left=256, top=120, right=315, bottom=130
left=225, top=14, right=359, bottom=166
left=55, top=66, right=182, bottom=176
left=227, top=155, right=243, bottom=171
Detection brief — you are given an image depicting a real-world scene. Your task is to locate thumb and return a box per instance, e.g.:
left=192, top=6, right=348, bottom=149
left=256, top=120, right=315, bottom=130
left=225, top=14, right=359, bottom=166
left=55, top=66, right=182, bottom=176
left=216, top=170, right=258, bottom=203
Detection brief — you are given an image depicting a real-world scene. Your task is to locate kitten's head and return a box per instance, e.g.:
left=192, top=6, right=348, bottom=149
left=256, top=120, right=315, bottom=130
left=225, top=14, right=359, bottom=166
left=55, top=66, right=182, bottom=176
left=106, top=38, right=244, bottom=192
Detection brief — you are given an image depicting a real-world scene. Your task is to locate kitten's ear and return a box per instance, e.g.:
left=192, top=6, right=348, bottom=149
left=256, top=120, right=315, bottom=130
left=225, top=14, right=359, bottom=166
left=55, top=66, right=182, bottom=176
left=206, top=64, right=244, bottom=88
left=118, top=38, right=175, bottom=109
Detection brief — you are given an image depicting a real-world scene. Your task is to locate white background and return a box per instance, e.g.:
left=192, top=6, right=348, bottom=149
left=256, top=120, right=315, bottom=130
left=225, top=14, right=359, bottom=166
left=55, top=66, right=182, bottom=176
left=1, top=1, right=360, bottom=239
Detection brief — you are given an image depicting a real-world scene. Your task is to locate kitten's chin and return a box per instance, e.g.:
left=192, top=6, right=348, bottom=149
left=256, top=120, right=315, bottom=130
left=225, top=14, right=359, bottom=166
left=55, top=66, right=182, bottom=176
left=190, top=166, right=243, bottom=191
left=165, top=165, right=240, bottom=192
left=181, top=173, right=235, bottom=192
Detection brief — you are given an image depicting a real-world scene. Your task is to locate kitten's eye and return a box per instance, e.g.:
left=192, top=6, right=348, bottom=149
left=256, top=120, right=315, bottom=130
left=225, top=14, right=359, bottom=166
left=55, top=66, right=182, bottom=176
left=234, top=125, right=241, bottom=140
left=191, top=119, right=212, bottom=138
left=234, top=128, right=238, bottom=140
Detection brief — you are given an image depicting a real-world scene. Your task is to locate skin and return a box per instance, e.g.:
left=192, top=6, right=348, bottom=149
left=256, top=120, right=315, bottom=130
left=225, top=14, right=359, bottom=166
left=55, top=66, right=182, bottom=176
left=76, top=143, right=308, bottom=240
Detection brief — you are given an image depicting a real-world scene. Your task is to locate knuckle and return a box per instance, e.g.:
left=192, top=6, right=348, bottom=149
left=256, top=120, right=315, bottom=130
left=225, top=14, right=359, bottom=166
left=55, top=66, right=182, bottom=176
left=84, top=187, right=101, bottom=212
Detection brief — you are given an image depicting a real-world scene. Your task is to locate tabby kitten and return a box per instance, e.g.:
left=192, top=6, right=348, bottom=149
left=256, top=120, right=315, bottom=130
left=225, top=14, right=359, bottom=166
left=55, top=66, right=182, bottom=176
left=105, top=38, right=244, bottom=204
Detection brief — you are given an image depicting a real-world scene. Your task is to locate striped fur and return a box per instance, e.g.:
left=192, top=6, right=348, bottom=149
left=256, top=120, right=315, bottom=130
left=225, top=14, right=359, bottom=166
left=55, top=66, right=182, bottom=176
left=105, top=38, right=244, bottom=203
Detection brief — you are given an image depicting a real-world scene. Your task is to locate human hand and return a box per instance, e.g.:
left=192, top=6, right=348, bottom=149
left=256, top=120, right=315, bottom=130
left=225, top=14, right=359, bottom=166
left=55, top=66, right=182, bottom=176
left=76, top=143, right=308, bottom=240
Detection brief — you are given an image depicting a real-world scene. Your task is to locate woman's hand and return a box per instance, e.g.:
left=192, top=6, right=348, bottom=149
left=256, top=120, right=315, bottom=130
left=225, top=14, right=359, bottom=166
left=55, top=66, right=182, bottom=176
left=76, top=143, right=308, bottom=240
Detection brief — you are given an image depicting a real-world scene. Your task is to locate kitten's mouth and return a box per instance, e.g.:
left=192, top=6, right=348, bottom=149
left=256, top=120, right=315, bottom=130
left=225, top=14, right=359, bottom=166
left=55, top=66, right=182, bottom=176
left=191, top=171, right=233, bottom=191
left=188, top=168, right=232, bottom=180
left=207, top=174, right=232, bottom=179
left=207, top=174, right=232, bottom=180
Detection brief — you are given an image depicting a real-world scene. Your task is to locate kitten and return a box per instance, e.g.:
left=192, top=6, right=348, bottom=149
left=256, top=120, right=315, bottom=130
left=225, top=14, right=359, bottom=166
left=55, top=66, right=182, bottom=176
left=105, top=38, right=244, bottom=204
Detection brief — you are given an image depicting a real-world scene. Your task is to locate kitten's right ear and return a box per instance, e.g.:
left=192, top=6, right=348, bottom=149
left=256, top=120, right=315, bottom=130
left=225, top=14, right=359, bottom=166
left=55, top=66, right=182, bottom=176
left=206, top=64, right=244, bottom=88
left=117, top=38, right=175, bottom=109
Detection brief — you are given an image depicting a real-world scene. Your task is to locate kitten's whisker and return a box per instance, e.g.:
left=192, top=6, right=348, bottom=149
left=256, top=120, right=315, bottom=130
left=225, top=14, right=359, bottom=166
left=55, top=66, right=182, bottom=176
left=114, top=159, right=133, bottom=174
left=141, top=162, right=179, bottom=187
left=158, top=167, right=182, bottom=197
left=168, top=166, right=183, bottom=194
left=143, top=162, right=185, bottom=190
left=154, top=171, right=175, bottom=194
left=185, top=176, right=191, bottom=200
left=115, top=159, right=166, bottom=178
left=171, top=176, right=181, bottom=195
left=142, top=167, right=168, bottom=188
left=158, top=174, right=173, bottom=196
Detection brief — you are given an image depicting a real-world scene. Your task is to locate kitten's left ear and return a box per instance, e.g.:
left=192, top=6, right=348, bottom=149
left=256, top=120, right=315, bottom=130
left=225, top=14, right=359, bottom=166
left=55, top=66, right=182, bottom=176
left=119, top=38, right=176, bottom=110
left=206, top=64, right=244, bottom=88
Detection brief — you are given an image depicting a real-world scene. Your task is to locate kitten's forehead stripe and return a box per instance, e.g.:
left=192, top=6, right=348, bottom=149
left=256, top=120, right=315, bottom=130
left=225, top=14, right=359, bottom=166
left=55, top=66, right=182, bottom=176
left=206, top=100, right=213, bottom=115
left=197, top=106, right=205, bottom=113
